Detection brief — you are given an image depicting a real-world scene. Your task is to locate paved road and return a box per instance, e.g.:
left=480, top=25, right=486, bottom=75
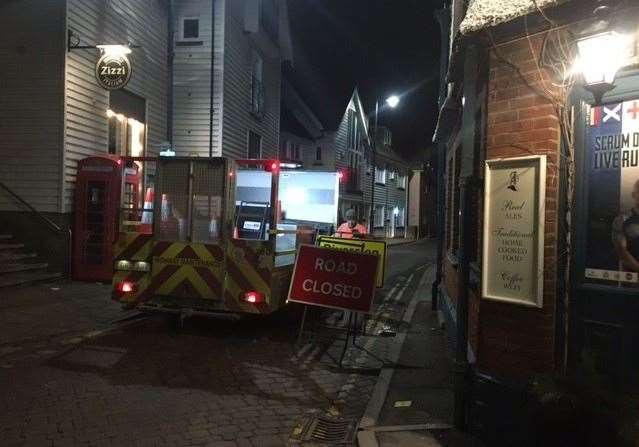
left=0, top=239, right=436, bottom=447
left=385, top=239, right=436, bottom=282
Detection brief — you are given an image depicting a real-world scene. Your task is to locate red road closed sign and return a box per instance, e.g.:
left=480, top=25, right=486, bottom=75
left=287, top=245, right=378, bottom=313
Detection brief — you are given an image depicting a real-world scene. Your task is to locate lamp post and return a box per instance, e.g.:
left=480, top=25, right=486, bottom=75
left=369, top=95, right=400, bottom=233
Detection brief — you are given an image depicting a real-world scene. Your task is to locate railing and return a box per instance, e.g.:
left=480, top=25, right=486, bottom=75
left=251, top=76, right=265, bottom=117
left=0, top=181, right=72, bottom=277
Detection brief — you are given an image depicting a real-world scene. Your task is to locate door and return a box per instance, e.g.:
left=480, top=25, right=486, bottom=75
left=75, top=179, right=115, bottom=281
left=572, top=72, right=639, bottom=390
left=152, top=158, right=227, bottom=301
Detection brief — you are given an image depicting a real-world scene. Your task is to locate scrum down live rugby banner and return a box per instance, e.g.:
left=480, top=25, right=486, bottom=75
left=585, top=99, right=639, bottom=287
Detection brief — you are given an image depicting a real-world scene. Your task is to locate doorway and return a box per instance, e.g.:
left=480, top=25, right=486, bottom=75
left=571, top=72, right=639, bottom=389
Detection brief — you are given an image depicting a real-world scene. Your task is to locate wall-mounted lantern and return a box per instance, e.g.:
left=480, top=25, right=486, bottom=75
left=573, top=1, right=631, bottom=105
left=575, top=30, right=628, bottom=104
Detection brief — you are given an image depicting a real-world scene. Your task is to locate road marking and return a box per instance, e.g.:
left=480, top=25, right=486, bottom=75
left=299, top=345, right=322, bottom=370
left=332, top=270, right=421, bottom=412
left=359, top=265, right=434, bottom=430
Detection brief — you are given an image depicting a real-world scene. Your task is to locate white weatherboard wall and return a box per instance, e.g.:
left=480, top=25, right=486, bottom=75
left=65, top=0, right=168, bottom=211
left=222, top=0, right=281, bottom=160
left=172, top=0, right=225, bottom=156
left=0, top=1, right=66, bottom=213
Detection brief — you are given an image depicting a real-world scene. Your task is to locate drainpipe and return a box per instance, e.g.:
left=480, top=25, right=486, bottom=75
left=167, top=0, right=174, bottom=144
left=432, top=6, right=451, bottom=311
left=209, top=0, right=216, bottom=157
left=454, top=42, right=485, bottom=432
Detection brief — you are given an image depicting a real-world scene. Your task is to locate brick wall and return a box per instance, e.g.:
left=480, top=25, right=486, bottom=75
left=477, top=34, right=561, bottom=377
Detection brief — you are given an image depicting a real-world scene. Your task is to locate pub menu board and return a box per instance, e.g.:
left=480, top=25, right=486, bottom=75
left=584, top=100, right=639, bottom=287
left=482, top=156, right=546, bottom=307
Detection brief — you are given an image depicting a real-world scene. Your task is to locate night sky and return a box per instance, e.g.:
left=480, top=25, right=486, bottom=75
left=287, top=0, right=443, bottom=159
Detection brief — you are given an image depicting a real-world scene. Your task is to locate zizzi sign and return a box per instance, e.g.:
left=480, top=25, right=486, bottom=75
left=482, top=156, right=546, bottom=307
left=287, top=245, right=377, bottom=313
left=95, top=54, right=131, bottom=90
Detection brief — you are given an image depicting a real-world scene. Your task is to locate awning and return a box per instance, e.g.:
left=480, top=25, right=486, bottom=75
left=460, top=0, right=566, bottom=34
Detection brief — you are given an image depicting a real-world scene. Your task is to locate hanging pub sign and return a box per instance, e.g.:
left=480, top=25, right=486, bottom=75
left=482, top=156, right=546, bottom=307
left=584, top=100, right=639, bottom=287
left=95, top=53, right=131, bottom=90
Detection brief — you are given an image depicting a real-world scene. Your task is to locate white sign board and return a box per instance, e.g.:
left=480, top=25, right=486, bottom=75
left=482, top=156, right=546, bottom=307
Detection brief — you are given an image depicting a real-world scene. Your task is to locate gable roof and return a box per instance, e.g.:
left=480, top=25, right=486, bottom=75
left=460, top=0, right=565, bottom=34
left=350, top=87, right=371, bottom=144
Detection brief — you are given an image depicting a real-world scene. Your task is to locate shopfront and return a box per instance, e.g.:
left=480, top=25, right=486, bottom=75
left=573, top=71, right=639, bottom=389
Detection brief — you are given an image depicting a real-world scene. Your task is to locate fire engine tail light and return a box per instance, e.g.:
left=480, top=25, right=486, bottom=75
left=241, top=291, right=265, bottom=304
left=265, top=161, right=279, bottom=172
left=117, top=281, right=137, bottom=294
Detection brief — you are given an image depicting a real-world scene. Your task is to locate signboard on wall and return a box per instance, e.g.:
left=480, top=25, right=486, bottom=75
left=482, top=156, right=546, bottom=307
left=584, top=100, right=639, bottom=287
left=95, top=53, right=132, bottom=90
left=287, top=245, right=377, bottom=313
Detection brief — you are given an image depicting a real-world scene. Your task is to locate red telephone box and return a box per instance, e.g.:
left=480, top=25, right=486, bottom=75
left=73, top=156, right=140, bottom=282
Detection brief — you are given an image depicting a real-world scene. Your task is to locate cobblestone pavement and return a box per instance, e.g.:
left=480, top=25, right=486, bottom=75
left=1, top=244, right=434, bottom=447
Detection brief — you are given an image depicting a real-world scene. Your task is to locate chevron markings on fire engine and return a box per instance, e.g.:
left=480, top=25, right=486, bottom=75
left=151, top=242, right=225, bottom=301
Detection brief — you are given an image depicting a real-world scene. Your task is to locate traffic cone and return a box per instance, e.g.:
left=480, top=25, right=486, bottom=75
left=140, top=188, right=153, bottom=233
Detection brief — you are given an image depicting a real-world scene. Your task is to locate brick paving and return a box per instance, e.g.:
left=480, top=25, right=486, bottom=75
left=0, top=262, right=429, bottom=446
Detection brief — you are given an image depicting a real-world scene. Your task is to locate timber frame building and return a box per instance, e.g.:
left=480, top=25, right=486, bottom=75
left=280, top=83, right=411, bottom=238
left=0, top=0, right=292, bottom=277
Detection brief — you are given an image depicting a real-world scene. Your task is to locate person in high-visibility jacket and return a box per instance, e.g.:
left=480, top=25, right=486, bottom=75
left=335, top=209, right=368, bottom=239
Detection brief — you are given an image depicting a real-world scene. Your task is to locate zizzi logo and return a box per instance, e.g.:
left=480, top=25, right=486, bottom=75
left=95, top=54, right=131, bottom=90
left=100, top=65, right=126, bottom=75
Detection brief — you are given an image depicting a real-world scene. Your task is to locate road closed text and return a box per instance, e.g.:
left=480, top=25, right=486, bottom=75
left=301, top=258, right=362, bottom=298
left=288, top=245, right=377, bottom=313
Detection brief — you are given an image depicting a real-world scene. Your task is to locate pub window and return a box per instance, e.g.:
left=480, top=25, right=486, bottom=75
left=316, top=147, right=322, bottom=162
left=107, top=90, right=146, bottom=157
left=247, top=130, right=262, bottom=159
left=181, top=17, right=200, bottom=40
left=583, top=99, right=639, bottom=289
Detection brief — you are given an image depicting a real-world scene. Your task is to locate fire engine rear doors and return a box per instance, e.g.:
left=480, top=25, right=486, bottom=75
left=151, top=158, right=227, bottom=302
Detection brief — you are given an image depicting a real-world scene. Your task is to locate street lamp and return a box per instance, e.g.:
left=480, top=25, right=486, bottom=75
left=369, top=95, right=400, bottom=232
left=386, top=95, right=400, bottom=109
left=572, top=1, right=629, bottom=105
left=575, top=31, right=627, bottom=104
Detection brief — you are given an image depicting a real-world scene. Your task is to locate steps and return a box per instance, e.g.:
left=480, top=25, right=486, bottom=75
left=0, top=235, right=61, bottom=288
